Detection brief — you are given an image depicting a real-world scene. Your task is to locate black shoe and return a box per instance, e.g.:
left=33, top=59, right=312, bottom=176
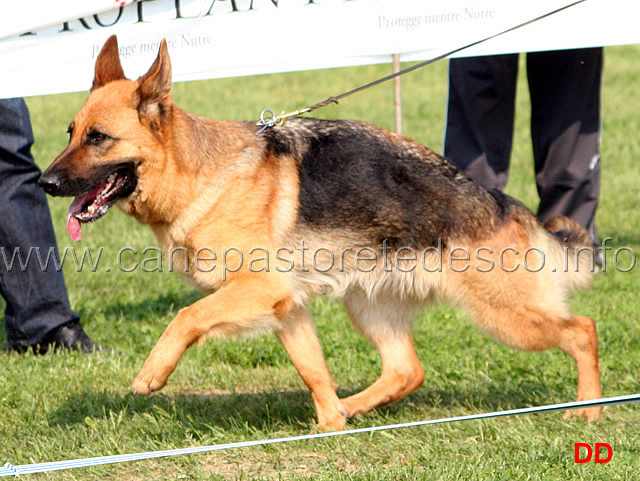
left=8, top=321, right=109, bottom=354
left=48, top=321, right=105, bottom=352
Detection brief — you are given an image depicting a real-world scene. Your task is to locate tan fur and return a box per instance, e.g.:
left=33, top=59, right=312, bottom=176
left=43, top=36, right=602, bottom=431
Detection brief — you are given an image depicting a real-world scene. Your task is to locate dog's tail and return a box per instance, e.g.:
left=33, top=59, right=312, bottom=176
left=543, top=216, right=596, bottom=292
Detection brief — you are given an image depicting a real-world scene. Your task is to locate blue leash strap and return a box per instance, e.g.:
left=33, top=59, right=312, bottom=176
left=2, top=393, right=639, bottom=477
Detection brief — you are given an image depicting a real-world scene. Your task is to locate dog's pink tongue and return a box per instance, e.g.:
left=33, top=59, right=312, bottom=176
left=67, top=215, right=82, bottom=242
left=67, top=195, right=87, bottom=242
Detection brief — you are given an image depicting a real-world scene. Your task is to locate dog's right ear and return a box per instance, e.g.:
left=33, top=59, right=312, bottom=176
left=92, top=35, right=126, bottom=90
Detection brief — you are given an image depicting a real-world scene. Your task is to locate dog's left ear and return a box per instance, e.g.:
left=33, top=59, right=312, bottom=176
left=136, top=39, right=172, bottom=125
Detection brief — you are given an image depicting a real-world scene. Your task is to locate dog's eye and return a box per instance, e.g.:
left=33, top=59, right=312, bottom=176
left=87, top=131, right=109, bottom=145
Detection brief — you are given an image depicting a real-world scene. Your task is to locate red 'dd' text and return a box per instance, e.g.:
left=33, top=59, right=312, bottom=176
left=575, top=443, right=613, bottom=463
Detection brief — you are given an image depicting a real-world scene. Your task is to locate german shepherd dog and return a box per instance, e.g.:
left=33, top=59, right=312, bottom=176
left=39, top=35, right=602, bottom=430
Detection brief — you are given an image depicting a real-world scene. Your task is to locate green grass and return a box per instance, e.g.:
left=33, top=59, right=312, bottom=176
left=1, top=44, right=639, bottom=480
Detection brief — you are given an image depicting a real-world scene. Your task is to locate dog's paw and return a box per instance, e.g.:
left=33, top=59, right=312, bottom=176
left=563, top=406, right=603, bottom=421
left=131, top=370, right=168, bottom=395
left=317, top=412, right=347, bottom=432
left=338, top=397, right=359, bottom=419
left=316, top=401, right=348, bottom=432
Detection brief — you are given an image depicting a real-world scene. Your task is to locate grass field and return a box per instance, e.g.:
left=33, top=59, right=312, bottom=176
left=1, top=44, right=639, bottom=480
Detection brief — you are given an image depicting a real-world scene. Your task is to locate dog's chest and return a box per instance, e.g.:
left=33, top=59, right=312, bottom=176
left=150, top=224, right=223, bottom=293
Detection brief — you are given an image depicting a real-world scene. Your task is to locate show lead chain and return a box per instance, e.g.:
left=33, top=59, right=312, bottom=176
left=2, top=393, right=639, bottom=477
left=256, top=0, right=587, bottom=132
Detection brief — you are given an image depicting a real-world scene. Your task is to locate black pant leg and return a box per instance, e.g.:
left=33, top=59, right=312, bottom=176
left=0, top=98, right=79, bottom=347
left=527, top=48, right=603, bottom=244
left=444, top=54, right=519, bottom=190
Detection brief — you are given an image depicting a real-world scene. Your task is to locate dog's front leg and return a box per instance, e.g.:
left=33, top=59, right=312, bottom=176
left=276, top=306, right=347, bottom=431
left=131, top=275, right=290, bottom=395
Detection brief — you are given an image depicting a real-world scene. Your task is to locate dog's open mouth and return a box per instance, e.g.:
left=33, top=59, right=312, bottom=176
left=67, top=166, right=136, bottom=241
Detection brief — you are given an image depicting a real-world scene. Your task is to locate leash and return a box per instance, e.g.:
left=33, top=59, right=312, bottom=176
left=256, top=0, right=588, bottom=133
left=2, top=392, right=639, bottom=477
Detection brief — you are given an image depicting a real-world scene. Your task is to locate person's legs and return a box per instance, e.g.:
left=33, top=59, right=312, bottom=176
left=0, top=98, right=98, bottom=352
left=527, top=48, right=603, bottom=245
left=444, top=54, right=519, bottom=191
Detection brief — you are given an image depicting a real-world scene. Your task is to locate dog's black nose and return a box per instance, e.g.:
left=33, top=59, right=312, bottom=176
left=38, top=172, right=62, bottom=195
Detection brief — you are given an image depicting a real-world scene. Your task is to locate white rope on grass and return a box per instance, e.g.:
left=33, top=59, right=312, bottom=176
left=2, top=393, right=639, bottom=477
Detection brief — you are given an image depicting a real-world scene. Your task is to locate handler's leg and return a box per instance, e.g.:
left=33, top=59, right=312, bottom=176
left=527, top=48, right=603, bottom=245
left=444, top=54, right=519, bottom=190
left=0, top=98, right=91, bottom=352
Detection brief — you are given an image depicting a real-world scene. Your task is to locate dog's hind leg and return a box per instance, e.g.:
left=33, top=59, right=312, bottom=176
left=339, top=290, right=425, bottom=418
left=556, top=314, right=602, bottom=419
left=469, top=301, right=602, bottom=420
left=275, top=306, right=347, bottom=431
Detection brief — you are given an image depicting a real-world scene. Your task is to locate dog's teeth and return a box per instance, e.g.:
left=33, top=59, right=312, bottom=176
left=92, top=173, right=123, bottom=204
left=99, top=173, right=118, bottom=200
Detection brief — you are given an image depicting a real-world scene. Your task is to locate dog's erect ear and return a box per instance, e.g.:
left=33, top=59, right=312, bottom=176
left=92, top=35, right=126, bottom=90
left=136, top=39, right=172, bottom=124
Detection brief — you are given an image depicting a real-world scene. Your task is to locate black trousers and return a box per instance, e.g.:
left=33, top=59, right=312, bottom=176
left=444, top=48, right=603, bottom=245
left=0, top=98, right=79, bottom=348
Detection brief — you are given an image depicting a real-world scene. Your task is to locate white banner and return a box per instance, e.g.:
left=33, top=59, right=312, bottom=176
left=1, top=0, right=638, bottom=99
